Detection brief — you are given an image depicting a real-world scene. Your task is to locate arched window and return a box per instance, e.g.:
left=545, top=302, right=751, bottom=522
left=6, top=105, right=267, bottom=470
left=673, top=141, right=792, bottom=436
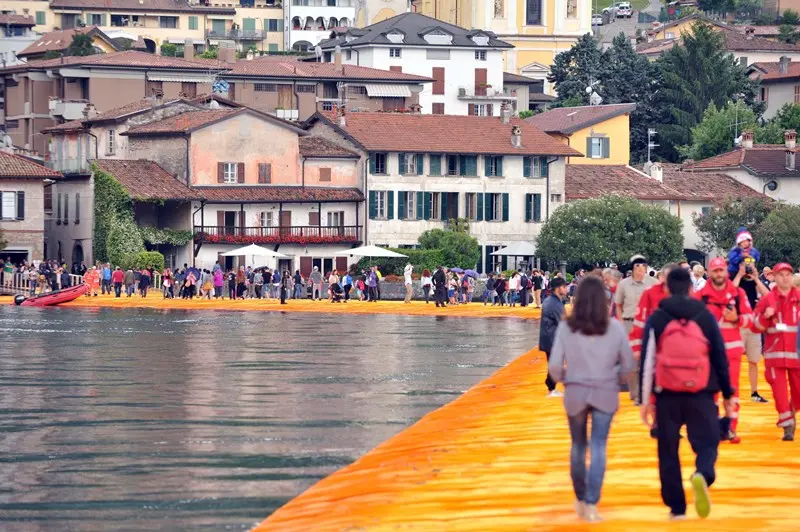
left=304, top=16, right=315, bottom=30
left=292, top=16, right=301, bottom=30
left=329, top=17, right=339, bottom=29
left=315, top=16, right=326, bottom=30
left=339, top=17, right=349, bottom=27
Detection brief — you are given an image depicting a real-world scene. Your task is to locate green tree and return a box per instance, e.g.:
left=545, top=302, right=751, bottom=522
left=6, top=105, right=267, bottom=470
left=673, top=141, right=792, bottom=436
left=106, top=217, right=144, bottom=269
left=548, top=33, right=607, bottom=107
left=0, top=227, right=7, bottom=252
left=692, top=197, right=775, bottom=254
left=199, top=47, right=218, bottom=59
left=654, top=22, right=760, bottom=161
left=757, top=205, right=800, bottom=265
left=518, top=109, right=534, bottom=119
left=782, top=9, right=800, bottom=25
left=160, top=43, right=178, bottom=57
left=42, top=50, right=61, bottom=60
left=537, top=196, right=684, bottom=267
left=418, top=223, right=481, bottom=269
left=778, top=24, right=800, bottom=44
left=680, top=100, right=758, bottom=160
left=66, top=33, right=98, bottom=56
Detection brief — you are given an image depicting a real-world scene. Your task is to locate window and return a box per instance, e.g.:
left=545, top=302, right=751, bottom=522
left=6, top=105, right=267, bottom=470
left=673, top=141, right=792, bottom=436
left=189, top=16, right=198, bottom=30
left=0, top=191, right=22, bottom=220
left=321, top=101, right=334, bottom=111
left=75, top=193, right=80, bottom=224
left=369, top=190, right=393, bottom=219
left=794, top=85, right=800, bottom=104
left=346, top=50, right=352, bottom=60
left=267, top=18, right=280, bottom=32
left=63, top=193, right=69, bottom=225
left=349, top=86, right=367, bottom=95
left=370, top=153, right=387, bottom=175
left=739, top=56, right=748, bottom=67
left=469, top=104, right=490, bottom=116
left=525, top=193, right=542, bottom=222
left=328, top=211, right=344, bottom=226
left=429, top=154, right=442, bottom=175
left=254, top=83, right=277, bottom=92
left=426, top=49, right=451, bottom=60
left=760, top=86, right=769, bottom=102
left=551, top=193, right=562, bottom=203
left=399, top=191, right=417, bottom=220
left=181, top=82, right=197, bottom=98
left=466, top=192, right=479, bottom=220
left=526, top=0, right=542, bottom=25
left=269, top=43, right=279, bottom=52
left=445, top=154, right=478, bottom=176
left=666, top=32, right=675, bottom=39
left=107, top=129, right=115, bottom=155
left=484, top=193, right=502, bottom=221
left=297, top=84, right=316, bottom=93
left=475, top=50, right=487, bottom=61
left=523, top=156, right=548, bottom=178
left=588, top=137, right=610, bottom=159
left=319, top=167, right=331, bottom=182
left=432, top=102, right=445, bottom=114
left=485, top=155, right=503, bottom=177
left=44, top=186, right=52, bottom=213
left=389, top=48, right=402, bottom=58
left=432, top=67, right=445, bottom=95
left=567, top=0, right=577, bottom=17
left=259, top=211, right=274, bottom=228
left=36, top=11, right=46, bottom=25
left=447, top=154, right=459, bottom=176
left=701, top=206, right=711, bottom=217
left=399, top=153, right=420, bottom=175
left=90, top=14, right=103, bottom=25
left=5, top=119, right=18, bottom=129
left=160, top=16, right=178, bottom=29
left=223, top=162, right=238, bottom=183
left=55, top=192, right=61, bottom=223
left=258, top=163, right=272, bottom=183
left=430, top=192, right=441, bottom=220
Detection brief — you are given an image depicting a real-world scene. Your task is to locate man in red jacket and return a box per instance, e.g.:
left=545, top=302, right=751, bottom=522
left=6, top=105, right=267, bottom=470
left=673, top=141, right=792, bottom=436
left=694, top=257, right=752, bottom=443
left=629, top=263, right=678, bottom=364
left=753, top=262, right=800, bottom=441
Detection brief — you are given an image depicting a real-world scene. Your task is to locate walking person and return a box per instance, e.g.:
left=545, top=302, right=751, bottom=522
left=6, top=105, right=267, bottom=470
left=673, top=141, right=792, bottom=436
left=549, top=276, right=636, bottom=522
left=310, top=266, right=323, bottom=301
left=540, top=277, right=568, bottom=398
left=367, top=266, right=379, bottom=302
left=432, top=266, right=447, bottom=307
left=111, top=266, right=124, bottom=298
left=124, top=269, right=135, bottom=297
left=101, top=263, right=112, bottom=295
left=293, top=270, right=304, bottom=299
left=404, top=262, right=414, bottom=304
left=213, top=268, right=224, bottom=299
left=342, top=270, right=353, bottom=303
left=139, top=268, right=151, bottom=298
left=639, top=268, right=733, bottom=520
left=509, top=271, right=521, bottom=307
left=280, top=270, right=290, bottom=305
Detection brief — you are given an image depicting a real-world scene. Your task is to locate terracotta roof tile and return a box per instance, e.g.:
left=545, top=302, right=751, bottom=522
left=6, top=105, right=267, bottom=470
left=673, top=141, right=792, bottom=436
left=721, top=27, right=800, bottom=52
left=684, top=146, right=800, bottom=176
left=636, top=38, right=679, bottom=55
left=41, top=97, right=191, bottom=133
left=50, top=0, right=235, bottom=14
left=194, top=186, right=364, bottom=203
left=40, top=119, right=88, bottom=134
left=299, top=137, right=360, bottom=158
left=317, top=112, right=580, bottom=156
left=503, top=72, right=540, bottom=85
left=0, top=14, right=36, bottom=26
left=123, top=109, right=241, bottom=135
left=93, top=159, right=201, bottom=201
left=565, top=165, right=685, bottom=201
left=0, top=152, right=62, bottom=178
left=752, top=60, right=800, bottom=81
left=5, top=50, right=228, bottom=73
left=660, top=163, right=767, bottom=201
left=222, top=56, right=432, bottom=82
left=525, top=104, right=636, bottom=135
left=684, top=149, right=747, bottom=169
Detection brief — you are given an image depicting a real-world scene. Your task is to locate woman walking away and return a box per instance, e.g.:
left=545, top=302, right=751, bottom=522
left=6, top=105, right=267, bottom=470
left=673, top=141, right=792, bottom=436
left=213, top=268, right=224, bottom=299
left=226, top=269, right=236, bottom=300
left=548, top=276, right=636, bottom=522
left=421, top=269, right=432, bottom=304
left=139, top=268, right=151, bottom=298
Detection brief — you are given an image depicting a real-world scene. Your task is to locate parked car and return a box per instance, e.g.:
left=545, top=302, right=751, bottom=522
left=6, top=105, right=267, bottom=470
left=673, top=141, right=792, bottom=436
left=603, top=2, right=632, bottom=18
left=592, top=13, right=604, bottom=25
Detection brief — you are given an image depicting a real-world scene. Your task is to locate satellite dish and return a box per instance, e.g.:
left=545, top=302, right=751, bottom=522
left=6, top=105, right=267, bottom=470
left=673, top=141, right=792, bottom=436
left=589, top=91, right=603, bottom=106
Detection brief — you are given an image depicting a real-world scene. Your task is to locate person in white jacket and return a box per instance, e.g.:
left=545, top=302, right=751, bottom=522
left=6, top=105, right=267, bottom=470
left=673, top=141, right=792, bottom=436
left=509, top=271, right=522, bottom=307
left=404, top=263, right=414, bottom=304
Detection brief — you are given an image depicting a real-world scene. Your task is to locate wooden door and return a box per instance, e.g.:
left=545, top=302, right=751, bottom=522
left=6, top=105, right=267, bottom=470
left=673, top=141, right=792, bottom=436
left=280, top=210, right=292, bottom=238
left=475, top=68, right=487, bottom=96
left=336, top=257, right=348, bottom=274
left=308, top=212, right=320, bottom=226
left=300, top=256, right=313, bottom=278
left=278, top=85, right=293, bottom=109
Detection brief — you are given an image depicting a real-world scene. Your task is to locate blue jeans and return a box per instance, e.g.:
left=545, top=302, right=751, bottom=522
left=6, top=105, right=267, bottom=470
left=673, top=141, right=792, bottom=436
left=567, top=407, right=614, bottom=505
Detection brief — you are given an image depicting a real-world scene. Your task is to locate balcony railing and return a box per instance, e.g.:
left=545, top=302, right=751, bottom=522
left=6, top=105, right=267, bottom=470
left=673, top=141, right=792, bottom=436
left=194, top=225, right=361, bottom=245
left=457, top=86, right=516, bottom=100
left=46, top=158, right=92, bottom=174
left=206, top=29, right=266, bottom=40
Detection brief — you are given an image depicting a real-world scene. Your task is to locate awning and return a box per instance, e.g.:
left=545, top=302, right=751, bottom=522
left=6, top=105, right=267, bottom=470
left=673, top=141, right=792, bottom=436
left=364, top=84, right=412, bottom=98
left=147, top=72, right=217, bottom=83
left=167, top=37, right=201, bottom=45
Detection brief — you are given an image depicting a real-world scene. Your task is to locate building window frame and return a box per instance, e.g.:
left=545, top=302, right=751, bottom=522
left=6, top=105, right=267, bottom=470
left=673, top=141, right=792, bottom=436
left=475, top=50, right=487, bottom=61
left=389, top=47, right=402, bottom=58
left=107, top=129, right=115, bottom=155
left=376, top=190, right=387, bottom=218
left=223, top=162, right=238, bottom=184
left=371, top=152, right=388, bottom=175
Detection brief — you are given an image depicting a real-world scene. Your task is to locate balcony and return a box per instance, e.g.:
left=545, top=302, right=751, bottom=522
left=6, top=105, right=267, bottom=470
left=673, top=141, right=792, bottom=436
left=194, top=225, right=362, bottom=245
left=206, top=29, right=266, bottom=40
left=46, top=158, right=91, bottom=175
left=49, top=98, right=88, bottom=121
left=457, top=86, right=516, bottom=101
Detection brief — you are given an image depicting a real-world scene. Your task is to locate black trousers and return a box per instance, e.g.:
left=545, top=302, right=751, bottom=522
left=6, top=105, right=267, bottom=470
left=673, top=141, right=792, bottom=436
left=114, top=282, right=122, bottom=297
left=544, top=350, right=556, bottom=392
left=655, top=393, right=720, bottom=516
left=520, top=288, right=529, bottom=307
left=344, top=284, right=351, bottom=301
left=280, top=287, right=287, bottom=304
left=434, top=285, right=447, bottom=306
left=367, top=286, right=377, bottom=301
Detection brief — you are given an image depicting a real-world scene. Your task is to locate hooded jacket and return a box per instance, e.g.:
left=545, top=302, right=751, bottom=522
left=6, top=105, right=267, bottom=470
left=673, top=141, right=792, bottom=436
left=639, top=295, right=733, bottom=405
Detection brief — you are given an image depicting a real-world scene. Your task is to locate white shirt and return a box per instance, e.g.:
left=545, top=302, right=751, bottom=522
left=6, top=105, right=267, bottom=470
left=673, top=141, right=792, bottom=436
left=404, top=265, right=413, bottom=285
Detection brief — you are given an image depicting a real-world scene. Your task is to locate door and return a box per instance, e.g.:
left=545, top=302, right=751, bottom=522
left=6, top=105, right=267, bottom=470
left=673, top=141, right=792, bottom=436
left=475, top=68, right=487, bottom=96
left=224, top=211, right=237, bottom=235
left=278, top=85, right=294, bottom=109
left=280, top=210, right=292, bottom=238
left=383, top=97, right=404, bottom=111
left=300, top=256, right=313, bottom=278
left=323, top=258, right=333, bottom=276
left=336, top=257, right=348, bottom=274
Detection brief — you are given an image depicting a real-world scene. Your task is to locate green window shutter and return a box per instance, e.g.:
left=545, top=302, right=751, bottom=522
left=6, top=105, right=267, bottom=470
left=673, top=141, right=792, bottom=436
left=243, top=18, right=256, bottom=31
left=484, top=155, right=491, bottom=176
left=523, top=157, right=531, bottom=178
left=497, top=157, right=503, bottom=176
left=189, top=16, right=198, bottom=30
left=502, top=193, right=509, bottom=221
left=477, top=193, right=484, bottom=221
left=430, top=155, right=440, bottom=176
left=468, top=156, right=478, bottom=176
left=534, top=194, right=542, bottom=222
left=459, top=155, right=467, bottom=176
left=525, top=194, right=531, bottom=222
left=369, top=191, right=377, bottom=219
left=398, top=153, right=404, bottom=174
left=36, top=11, right=45, bottom=25
left=369, top=153, right=376, bottom=174
left=268, top=43, right=279, bottom=52
left=387, top=191, right=395, bottom=219
left=586, top=137, right=592, bottom=157
left=264, top=19, right=270, bottom=32
left=483, top=193, right=491, bottom=221
left=451, top=193, right=459, bottom=218
left=416, top=154, right=424, bottom=175
left=423, top=192, right=432, bottom=220
left=398, top=191, right=406, bottom=220
left=416, top=191, right=424, bottom=219
left=441, top=194, right=449, bottom=221
left=541, top=157, right=549, bottom=178
left=101, top=13, right=107, bottom=26
left=277, top=19, right=284, bottom=31
left=602, top=137, right=610, bottom=158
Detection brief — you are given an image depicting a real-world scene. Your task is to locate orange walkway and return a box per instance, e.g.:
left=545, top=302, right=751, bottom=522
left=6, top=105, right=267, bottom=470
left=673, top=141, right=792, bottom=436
left=255, top=350, right=800, bottom=531
left=2, top=294, right=542, bottom=320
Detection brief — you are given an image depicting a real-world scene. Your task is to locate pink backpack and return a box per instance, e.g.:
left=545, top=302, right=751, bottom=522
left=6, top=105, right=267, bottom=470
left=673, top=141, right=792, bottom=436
left=655, top=317, right=710, bottom=393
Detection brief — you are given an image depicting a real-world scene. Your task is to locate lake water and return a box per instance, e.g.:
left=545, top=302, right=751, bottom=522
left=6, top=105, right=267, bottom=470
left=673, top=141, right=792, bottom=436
left=0, top=307, right=538, bottom=530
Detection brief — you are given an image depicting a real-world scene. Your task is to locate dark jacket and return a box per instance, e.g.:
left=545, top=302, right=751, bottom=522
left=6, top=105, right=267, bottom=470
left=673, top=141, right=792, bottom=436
left=539, top=293, right=565, bottom=353
left=639, top=295, right=733, bottom=404
left=432, top=268, right=446, bottom=288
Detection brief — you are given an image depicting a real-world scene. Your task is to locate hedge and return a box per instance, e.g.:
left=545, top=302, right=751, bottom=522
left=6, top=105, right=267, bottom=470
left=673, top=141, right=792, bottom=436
left=134, top=251, right=165, bottom=271
left=355, top=249, right=445, bottom=276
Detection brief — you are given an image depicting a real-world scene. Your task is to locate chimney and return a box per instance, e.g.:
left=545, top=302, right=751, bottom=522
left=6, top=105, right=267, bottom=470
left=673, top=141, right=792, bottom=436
left=741, top=129, right=754, bottom=149
left=787, top=151, right=796, bottom=171
left=785, top=129, right=796, bottom=149
left=500, top=101, right=511, bottom=124
left=409, top=103, right=422, bottom=114
left=779, top=55, right=791, bottom=74
left=649, top=162, right=663, bottom=182
left=339, top=106, right=346, bottom=128
left=225, top=47, right=236, bottom=64
left=82, top=103, right=98, bottom=120
left=511, top=125, right=522, bottom=148
left=334, top=44, right=342, bottom=72
left=183, top=39, right=194, bottom=61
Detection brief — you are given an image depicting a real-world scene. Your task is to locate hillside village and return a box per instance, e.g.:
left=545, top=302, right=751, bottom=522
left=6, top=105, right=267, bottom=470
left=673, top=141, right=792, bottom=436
left=0, top=0, right=797, bottom=273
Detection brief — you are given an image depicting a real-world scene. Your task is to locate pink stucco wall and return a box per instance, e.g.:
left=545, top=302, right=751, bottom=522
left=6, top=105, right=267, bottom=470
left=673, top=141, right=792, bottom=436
left=303, top=158, right=359, bottom=187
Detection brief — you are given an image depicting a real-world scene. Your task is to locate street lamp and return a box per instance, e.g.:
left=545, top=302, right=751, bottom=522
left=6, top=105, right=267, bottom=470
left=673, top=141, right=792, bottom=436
left=763, top=180, right=778, bottom=194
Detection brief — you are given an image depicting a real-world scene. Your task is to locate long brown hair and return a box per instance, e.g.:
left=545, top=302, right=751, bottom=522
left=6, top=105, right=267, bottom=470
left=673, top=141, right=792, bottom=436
left=567, top=276, right=609, bottom=336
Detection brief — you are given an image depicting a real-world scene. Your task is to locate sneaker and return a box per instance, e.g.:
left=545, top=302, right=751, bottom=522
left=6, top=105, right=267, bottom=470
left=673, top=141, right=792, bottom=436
left=691, top=472, right=711, bottom=518
left=669, top=513, right=686, bottom=521
left=547, top=390, right=563, bottom=398
left=783, top=424, right=796, bottom=441
left=727, top=430, right=741, bottom=444
left=584, top=504, right=602, bottom=522
left=574, top=500, right=586, bottom=519
left=751, top=392, right=769, bottom=403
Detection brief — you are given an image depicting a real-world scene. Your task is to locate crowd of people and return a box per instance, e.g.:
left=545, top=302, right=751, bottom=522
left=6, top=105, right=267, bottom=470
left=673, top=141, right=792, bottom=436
left=544, top=228, right=800, bottom=523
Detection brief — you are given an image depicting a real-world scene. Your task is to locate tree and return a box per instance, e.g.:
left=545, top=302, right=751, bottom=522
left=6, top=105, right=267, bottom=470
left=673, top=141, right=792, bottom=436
left=199, top=47, right=218, bottom=59
left=654, top=22, right=760, bottom=161
left=548, top=33, right=607, bottom=107
left=680, top=100, right=758, bottom=160
left=0, top=228, right=7, bottom=252
left=782, top=9, right=800, bottom=25
left=160, top=43, right=178, bottom=57
left=536, top=196, right=684, bottom=267
left=42, top=50, right=61, bottom=60
left=418, top=222, right=481, bottom=269
left=692, top=197, right=775, bottom=254
left=778, top=24, right=800, bottom=44
left=66, top=33, right=98, bottom=57
left=757, top=205, right=800, bottom=265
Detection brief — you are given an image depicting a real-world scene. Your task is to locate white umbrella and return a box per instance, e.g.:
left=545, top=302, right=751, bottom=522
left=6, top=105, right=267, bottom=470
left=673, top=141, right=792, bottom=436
left=334, top=245, right=408, bottom=258
left=221, top=244, right=288, bottom=266
left=491, top=241, right=537, bottom=256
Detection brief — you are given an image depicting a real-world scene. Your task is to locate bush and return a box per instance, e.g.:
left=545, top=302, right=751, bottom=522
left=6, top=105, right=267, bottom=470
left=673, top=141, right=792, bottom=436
left=355, top=249, right=445, bottom=276
left=134, top=251, right=165, bottom=272
left=106, top=217, right=144, bottom=270
left=160, top=43, right=178, bottom=57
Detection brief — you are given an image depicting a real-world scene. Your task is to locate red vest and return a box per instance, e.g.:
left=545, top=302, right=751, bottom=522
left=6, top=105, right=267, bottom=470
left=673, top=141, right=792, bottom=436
left=754, top=287, right=800, bottom=369
left=694, top=280, right=752, bottom=357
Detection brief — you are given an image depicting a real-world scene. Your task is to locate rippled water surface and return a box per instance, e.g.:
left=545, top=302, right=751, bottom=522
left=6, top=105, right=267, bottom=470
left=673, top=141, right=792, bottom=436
left=0, top=307, right=538, bottom=530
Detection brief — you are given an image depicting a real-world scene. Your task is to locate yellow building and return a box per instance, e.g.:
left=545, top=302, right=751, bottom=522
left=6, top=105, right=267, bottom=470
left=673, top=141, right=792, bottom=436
left=0, top=1, right=55, bottom=33
left=357, top=0, right=411, bottom=27
left=526, top=103, right=635, bottom=165
left=415, top=0, right=592, bottom=94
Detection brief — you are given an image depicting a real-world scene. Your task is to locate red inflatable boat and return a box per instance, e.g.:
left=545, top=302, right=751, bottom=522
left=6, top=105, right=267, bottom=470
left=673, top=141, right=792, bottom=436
left=13, top=284, right=89, bottom=307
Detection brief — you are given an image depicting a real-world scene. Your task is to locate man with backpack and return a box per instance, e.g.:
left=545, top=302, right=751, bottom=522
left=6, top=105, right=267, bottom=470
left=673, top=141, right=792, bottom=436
left=519, top=271, right=530, bottom=307
left=639, top=268, right=733, bottom=520
left=694, top=257, right=753, bottom=443
left=539, top=277, right=568, bottom=398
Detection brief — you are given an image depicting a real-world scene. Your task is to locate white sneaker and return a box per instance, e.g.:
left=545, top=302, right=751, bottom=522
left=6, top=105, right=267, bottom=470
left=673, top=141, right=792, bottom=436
left=584, top=504, right=602, bottom=522
left=574, top=500, right=586, bottom=519
left=669, top=513, right=686, bottom=521
left=547, top=390, right=563, bottom=398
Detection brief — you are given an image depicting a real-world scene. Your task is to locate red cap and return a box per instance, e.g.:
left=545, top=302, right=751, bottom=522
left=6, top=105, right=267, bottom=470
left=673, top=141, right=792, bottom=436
left=708, top=257, right=727, bottom=271
left=773, top=262, right=794, bottom=274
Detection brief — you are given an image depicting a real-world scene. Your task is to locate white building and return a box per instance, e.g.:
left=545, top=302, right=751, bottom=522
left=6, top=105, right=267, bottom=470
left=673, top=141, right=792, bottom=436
left=318, top=12, right=513, bottom=116
left=288, top=0, right=356, bottom=51
left=306, top=106, right=580, bottom=272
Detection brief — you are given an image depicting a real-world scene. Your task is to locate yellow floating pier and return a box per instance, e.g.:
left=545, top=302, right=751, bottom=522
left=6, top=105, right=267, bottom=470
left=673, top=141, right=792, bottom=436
left=255, top=350, right=800, bottom=531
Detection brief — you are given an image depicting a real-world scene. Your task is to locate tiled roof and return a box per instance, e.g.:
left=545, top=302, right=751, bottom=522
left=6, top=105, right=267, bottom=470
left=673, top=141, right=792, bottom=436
left=41, top=97, right=191, bottom=133
left=530, top=93, right=556, bottom=102
left=751, top=60, right=800, bottom=81
left=525, top=104, right=636, bottom=135
left=721, top=27, right=800, bottom=52
left=565, top=165, right=685, bottom=201
left=733, top=25, right=783, bottom=37
left=222, top=56, right=432, bottom=82
left=659, top=163, right=766, bottom=201
left=187, top=93, right=243, bottom=108
left=0, top=14, right=35, bottom=26
left=3, top=50, right=228, bottom=73
left=0, top=152, right=62, bottom=178
left=49, top=0, right=235, bottom=14
left=18, top=26, right=109, bottom=58
left=684, top=146, right=800, bottom=176
left=123, top=109, right=241, bottom=135
left=313, top=112, right=580, bottom=156
left=40, top=119, right=88, bottom=133
left=194, top=186, right=365, bottom=203
left=636, top=38, right=679, bottom=55
left=503, top=72, right=540, bottom=85
left=93, top=159, right=201, bottom=201
left=299, top=137, right=360, bottom=158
